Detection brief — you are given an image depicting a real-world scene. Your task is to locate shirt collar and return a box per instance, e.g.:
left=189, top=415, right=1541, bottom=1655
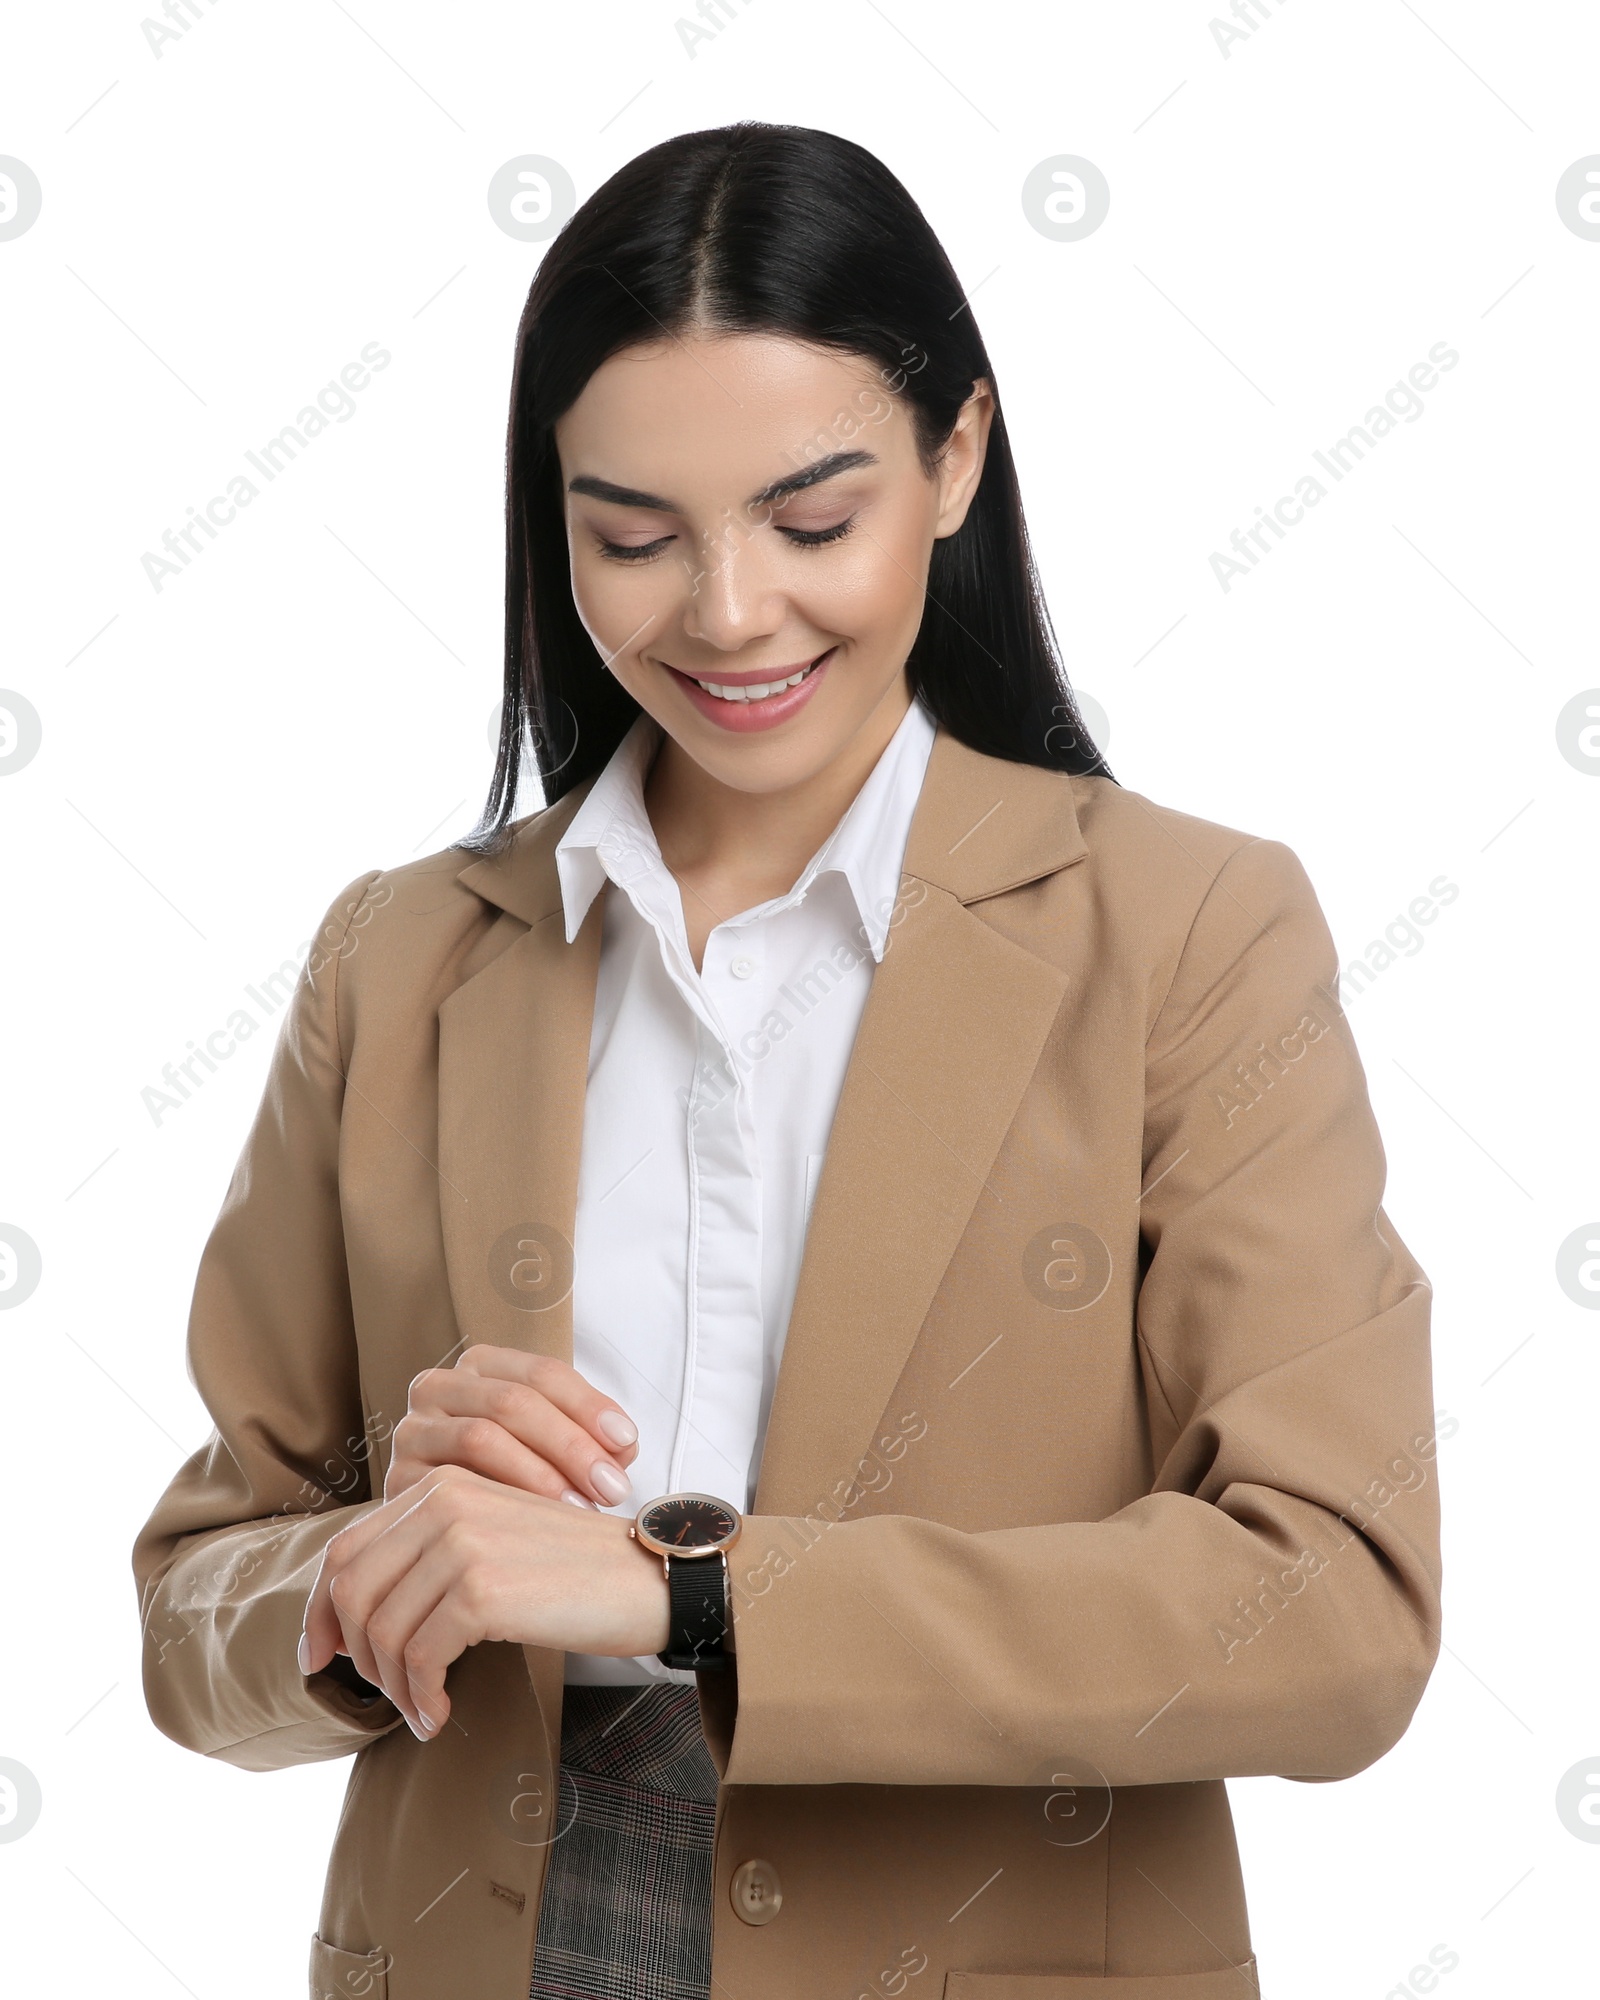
left=554, top=697, right=938, bottom=962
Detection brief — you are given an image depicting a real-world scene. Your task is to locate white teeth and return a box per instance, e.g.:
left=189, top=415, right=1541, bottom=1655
left=694, top=663, right=814, bottom=702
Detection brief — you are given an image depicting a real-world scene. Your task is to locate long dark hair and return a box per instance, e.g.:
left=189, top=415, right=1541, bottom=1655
left=461, top=121, right=1113, bottom=855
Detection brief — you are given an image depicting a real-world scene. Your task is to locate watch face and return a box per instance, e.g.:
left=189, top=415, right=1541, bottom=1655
left=636, top=1493, right=740, bottom=1557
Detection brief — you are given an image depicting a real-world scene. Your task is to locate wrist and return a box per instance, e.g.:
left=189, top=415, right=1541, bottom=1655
left=629, top=1493, right=741, bottom=1671
left=623, top=1520, right=673, bottom=1656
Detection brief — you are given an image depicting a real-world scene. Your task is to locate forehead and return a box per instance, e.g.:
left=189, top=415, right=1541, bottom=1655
left=555, top=331, right=909, bottom=496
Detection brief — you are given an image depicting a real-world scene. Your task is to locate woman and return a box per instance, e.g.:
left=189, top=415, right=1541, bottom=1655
left=132, top=123, right=1441, bottom=1999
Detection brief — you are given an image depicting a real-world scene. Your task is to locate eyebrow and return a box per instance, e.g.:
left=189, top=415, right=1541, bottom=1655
left=566, top=448, right=878, bottom=516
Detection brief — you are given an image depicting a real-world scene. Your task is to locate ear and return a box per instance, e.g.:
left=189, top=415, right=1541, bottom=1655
left=932, top=380, right=996, bottom=539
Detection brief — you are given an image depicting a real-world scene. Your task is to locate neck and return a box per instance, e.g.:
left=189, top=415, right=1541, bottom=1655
left=642, top=674, right=914, bottom=955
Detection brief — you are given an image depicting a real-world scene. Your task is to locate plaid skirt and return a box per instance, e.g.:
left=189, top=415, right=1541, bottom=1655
left=528, top=1683, right=718, bottom=2000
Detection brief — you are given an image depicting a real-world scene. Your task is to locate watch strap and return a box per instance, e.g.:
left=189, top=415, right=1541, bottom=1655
left=658, top=1553, right=728, bottom=1671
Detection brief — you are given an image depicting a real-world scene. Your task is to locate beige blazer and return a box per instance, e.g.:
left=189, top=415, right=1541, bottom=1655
left=131, top=726, right=1442, bottom=2000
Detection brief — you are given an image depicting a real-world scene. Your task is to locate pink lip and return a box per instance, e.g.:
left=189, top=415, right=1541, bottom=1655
left=666, top=649, right=835, bottom=733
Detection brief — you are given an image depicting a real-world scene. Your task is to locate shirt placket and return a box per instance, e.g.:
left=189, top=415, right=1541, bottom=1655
left=679, top=1007, right=764, bottom=1501
left=599, top=829, right=770, bottom=1509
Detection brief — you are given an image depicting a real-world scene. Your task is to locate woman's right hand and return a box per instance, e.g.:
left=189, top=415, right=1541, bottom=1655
left=383, top=1345, right=639, bottom=1510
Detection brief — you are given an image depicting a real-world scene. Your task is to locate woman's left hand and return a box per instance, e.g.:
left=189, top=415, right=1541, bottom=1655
left=297, top=1465, right=671, bottom=1739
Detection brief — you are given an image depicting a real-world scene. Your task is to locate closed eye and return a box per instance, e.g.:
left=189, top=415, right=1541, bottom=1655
left=593, top=514, right=858, bottom=564
left=778, top=516, right=856, bottom=547
left=596, top=533, right=674, bottom=564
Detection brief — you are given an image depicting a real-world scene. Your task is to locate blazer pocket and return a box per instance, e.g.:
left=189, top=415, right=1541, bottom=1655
left=944, top=1964, right=1259, bottom=1999
left=309, top=1932, right=391, bottom=1999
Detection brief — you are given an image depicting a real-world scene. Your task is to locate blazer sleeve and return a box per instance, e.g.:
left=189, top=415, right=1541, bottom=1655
left=131, top=869, right=408, bottom=1772
left=717, top=837, right=1442, bottom=1789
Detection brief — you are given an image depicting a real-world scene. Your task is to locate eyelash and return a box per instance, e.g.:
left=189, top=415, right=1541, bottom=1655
left=595, top=516, right=858, bottom=564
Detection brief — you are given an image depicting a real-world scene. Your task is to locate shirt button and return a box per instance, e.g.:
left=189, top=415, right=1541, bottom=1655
left=729, top=956, right=755, bottom=980
left=730, top=1857, right=782, bottom=1925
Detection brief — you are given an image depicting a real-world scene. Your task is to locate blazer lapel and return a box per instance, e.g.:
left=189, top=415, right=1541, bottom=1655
left=441, top=788, right=603, bottom=1745
left=751, top=729, right=1087, bottom=1514
left=435, top=922, right=597, bottom=1373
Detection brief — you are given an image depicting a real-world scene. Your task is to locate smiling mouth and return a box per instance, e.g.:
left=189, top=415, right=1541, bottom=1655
left=681, top=650, right=832, bottom=703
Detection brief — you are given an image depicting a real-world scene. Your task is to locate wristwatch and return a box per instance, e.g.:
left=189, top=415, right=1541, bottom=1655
left=630, top=1492, right=742, bottom=1671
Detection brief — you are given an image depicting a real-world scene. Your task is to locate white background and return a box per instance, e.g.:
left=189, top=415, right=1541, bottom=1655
left=2, top=3, right=1598, bottom=1995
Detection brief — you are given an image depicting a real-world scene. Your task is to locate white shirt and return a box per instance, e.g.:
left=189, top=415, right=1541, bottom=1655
left=553, top=696, right=938, bottom=1683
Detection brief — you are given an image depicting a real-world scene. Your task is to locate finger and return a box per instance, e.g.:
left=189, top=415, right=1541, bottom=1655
left=413, top=1365, right=637, bottom=1507
left=301, top=1500, right=402, bottom=1676
left=350, top=1545, right=458, bottom=1736
left=390, top=1412, right=577, bottom=1504
left=344, top=1485, right=506, bottom=1736
left=454, top=1348, right=641, bottom=1465
left=381, top=1572, right=495, bottom=1738
left=331, top=1570, right=401, bottom=1706
left=305, top=1481, right=445, bottom=1685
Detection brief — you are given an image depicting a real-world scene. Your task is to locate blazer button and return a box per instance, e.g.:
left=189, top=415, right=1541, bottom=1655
left=729, top=1857, right=782, bottom=1925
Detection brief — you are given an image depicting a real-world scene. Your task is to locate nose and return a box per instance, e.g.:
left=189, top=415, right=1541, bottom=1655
left=679, top=516, right=787, bottom=653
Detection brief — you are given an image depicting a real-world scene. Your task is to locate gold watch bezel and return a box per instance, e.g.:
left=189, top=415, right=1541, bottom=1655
left=629, top=1490, right=743, bottom=1561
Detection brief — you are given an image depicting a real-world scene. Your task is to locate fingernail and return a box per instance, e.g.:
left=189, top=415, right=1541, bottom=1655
left=560, top=1488, right=595, bottom=1509
left=596, top=1409, right=637, bottom=1450
left=297, top=1632, right=311, bottom=1675
left=416, top=1711, right=438, bottom=1736
left=590, top=1461, right=632, bottom=1505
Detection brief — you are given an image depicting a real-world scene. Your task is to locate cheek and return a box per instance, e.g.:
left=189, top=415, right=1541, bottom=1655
left=568, top=547, right=676, bottom=648
left=844, top=548, right=932, bottom=640
left=813, top=513, right=934, bottom=637
left=565, top=553, right=687, bottom=716
left=815, top=567, right=914, bottom=640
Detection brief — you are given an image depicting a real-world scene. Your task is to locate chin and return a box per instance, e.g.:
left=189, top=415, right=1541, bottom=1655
left=678, top=725, right=846, bottom=795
